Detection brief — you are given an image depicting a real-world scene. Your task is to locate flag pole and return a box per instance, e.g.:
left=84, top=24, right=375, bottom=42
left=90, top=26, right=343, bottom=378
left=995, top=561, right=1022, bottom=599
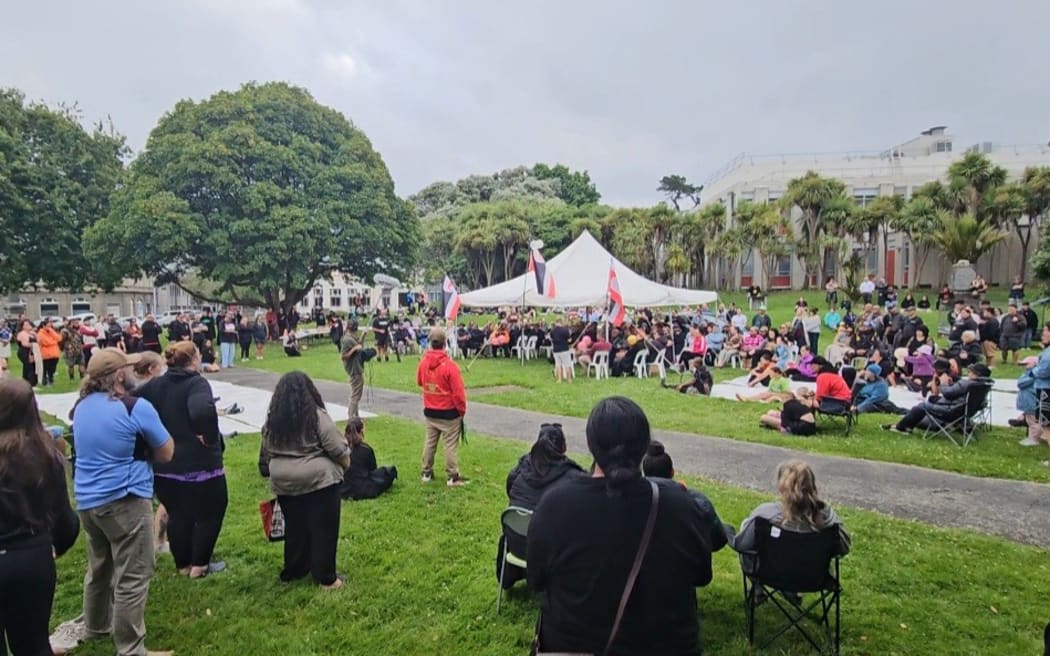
left=605, top=257, right=612, bottom=343
left=520, top=251, right=529, bottom=367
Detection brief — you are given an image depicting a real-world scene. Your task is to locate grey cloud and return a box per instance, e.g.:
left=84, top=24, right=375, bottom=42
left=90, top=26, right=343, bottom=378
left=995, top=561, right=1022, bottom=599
left=2, top=1, right=1049, bottom=206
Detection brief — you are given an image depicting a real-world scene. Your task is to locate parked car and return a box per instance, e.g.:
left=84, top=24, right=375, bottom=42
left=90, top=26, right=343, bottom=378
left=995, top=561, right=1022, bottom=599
left=68, top=312, right=98, bottom=325
left=157, top=311, right=183, bottom=327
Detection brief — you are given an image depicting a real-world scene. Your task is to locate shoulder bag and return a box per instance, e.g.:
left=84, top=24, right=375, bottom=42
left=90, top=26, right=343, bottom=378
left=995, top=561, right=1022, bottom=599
left=532, top=478, right=660, bottom=656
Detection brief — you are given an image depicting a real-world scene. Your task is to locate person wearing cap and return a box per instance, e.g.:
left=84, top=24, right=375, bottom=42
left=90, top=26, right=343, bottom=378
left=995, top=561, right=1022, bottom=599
left=882, top=362, right=992, bottom=434
left=71, top=348, right=175, bottom=656
left=340, top=319, right=365, bottom=419
left=852, top=364, right=890, bottom=414
left=1000, top=302, right=1027, bottom=365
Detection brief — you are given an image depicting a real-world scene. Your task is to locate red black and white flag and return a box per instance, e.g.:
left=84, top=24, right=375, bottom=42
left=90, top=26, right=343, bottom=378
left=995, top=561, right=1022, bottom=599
left=607, top=265, right=625, bottom=327
left=527, top=247, right=557, bottom=299
left=442, top=274, right=461, bottom=321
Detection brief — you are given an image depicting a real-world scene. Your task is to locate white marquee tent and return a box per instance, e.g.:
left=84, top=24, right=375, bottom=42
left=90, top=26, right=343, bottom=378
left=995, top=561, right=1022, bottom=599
left=458, top=230, right=718, bottom=308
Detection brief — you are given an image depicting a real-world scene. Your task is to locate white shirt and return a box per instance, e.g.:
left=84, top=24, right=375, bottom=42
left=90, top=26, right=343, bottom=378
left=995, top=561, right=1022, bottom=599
left=859, top=280, right=875, bottom=294
left=731, top=313, right=747, bottom=331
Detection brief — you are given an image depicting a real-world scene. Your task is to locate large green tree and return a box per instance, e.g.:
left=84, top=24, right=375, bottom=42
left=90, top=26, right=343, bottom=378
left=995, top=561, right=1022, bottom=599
left=657, top=174, right=702, bottom=211
left=532, top=163, right=601, bottom=206
left=780, top=171, right=849, bottom=288
left=86, top=82, right=418, bottom=313
left=0, top=89, right=127, bottom=294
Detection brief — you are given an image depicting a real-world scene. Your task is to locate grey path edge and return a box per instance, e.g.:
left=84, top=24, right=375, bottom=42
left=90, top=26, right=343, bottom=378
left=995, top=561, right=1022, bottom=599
left=216, top=368, right=1050, bottom=550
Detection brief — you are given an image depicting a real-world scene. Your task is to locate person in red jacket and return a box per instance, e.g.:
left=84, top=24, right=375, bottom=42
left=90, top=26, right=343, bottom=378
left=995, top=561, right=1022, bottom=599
left=417, top=328, right=468, bottom=486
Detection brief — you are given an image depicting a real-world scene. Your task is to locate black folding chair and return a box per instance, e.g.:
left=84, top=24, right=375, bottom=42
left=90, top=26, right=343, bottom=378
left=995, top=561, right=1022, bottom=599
left=921, top=380, right=994, bottom=447
left=815, top=398, right=855, bottom=436
left=496, top=506, right=531, bottom=613
left=741, top=517, right=844, bottom=655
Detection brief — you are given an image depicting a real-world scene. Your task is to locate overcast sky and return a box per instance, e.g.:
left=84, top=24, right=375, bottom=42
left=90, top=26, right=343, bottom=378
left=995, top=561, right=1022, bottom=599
left=3, top=1, right=1049, bottom=206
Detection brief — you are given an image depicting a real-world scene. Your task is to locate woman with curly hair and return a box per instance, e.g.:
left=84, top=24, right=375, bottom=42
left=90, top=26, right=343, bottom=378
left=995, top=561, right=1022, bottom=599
left=0, top=379, right=80, bottom=654
left=259, top=371, right=350, bottom=589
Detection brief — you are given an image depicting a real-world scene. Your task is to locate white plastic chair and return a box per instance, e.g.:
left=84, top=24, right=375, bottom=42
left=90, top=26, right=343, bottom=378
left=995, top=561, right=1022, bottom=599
left=588, top=350, right=610, bottom=379
left=633, top=350, right=649, bottom=378
left=511, top=335, right=527, bottom=361
left=523, top=335, right=538, bottom=360
left=649, top=348, right=667, bottom=379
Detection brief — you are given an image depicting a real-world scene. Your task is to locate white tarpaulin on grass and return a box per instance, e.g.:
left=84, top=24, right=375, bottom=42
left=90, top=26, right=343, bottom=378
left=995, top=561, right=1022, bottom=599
left=458, top=230, right=718, bottom=308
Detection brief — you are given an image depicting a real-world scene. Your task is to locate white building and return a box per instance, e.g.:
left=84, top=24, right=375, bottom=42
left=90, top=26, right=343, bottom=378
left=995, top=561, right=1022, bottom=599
left=294, top=272, right=414, bottom=314
left=701, top=127, right=1050, bottom=290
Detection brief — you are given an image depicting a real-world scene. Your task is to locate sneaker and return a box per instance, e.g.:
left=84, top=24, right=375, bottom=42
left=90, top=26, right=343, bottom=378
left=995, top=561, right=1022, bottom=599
left=446, top=475, right=469, bottom=487
left=1008, top=417, right=1027, bottom=428
left=421, top=472, right=433, bottom=483
left=50, top=616, right=89, bottom=653
left=1019, top=436, right=1042, bottom=447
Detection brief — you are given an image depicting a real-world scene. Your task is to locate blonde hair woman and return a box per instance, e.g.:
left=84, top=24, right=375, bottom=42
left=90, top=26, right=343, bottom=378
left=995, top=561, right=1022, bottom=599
left=730, top=459, right=851, bottom=569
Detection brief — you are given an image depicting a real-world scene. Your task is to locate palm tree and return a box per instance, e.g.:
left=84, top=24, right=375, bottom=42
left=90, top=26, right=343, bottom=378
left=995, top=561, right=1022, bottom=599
left=737, top=201, right=793, bottom=288
left=781, top=171, right=849, bottom=288
left=930, top=213, right=1006, bottom=266
left=1013, top=167, right=1050, bottom=281
left=664, top=242, right=689, bottom=287
left=712, top=227, right=748, bottom=291
left=947, top=151, right=1007, bottom=219
left=894, top=197, right=942, bottom=287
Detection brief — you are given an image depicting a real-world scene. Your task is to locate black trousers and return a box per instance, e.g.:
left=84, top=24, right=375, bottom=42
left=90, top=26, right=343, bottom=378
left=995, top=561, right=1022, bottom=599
left=17, top=347, right=36, bottom=387
left=239, top=341, right=252, bottom=359
left=154, top=475, right=228, bottom=569
left=0, top=542, right=56, bottom=656
left=277, top=484, right=341, bottom=585
left=42, top=358, right=58, bottom=385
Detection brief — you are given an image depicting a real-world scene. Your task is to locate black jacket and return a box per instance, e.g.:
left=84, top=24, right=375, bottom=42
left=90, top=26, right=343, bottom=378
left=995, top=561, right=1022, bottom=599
left=505, top=454, right=585, bottom=510
left=0, top=454, right=79, bottom=554
left=137, top=368, right=222, bottom=474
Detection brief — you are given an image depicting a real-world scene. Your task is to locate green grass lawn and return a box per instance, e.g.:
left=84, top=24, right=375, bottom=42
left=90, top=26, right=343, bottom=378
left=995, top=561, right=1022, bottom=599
left=51, top=416, right=1049, bottom=655
left=248, top=339, right=1050, bottom=485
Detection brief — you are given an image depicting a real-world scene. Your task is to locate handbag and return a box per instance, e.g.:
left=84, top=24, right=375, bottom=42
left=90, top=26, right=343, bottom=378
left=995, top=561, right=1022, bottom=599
left=259, top=498, right=286, bottom=542
left=532, top=479, right=661, bottom=656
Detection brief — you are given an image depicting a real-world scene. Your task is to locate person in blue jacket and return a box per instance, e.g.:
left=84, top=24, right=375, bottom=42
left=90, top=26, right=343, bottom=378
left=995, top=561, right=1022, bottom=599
left=852, top=364, right=890, bottom=414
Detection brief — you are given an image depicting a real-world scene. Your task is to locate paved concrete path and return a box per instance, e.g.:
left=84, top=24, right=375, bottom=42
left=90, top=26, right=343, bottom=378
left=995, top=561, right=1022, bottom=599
left=215, top=368, right=1050, bottom=549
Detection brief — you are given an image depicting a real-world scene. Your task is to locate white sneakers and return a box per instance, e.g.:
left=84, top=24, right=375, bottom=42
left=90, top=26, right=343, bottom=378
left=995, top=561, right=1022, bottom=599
left=49, top=615, right=88, bottom=653
left=1019, top=436, right=1043, bottom=447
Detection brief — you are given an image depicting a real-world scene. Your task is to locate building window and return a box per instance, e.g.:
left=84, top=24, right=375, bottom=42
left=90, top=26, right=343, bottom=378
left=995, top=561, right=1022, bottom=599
left=866, top=248, right=878, bottom=272
left=853, top=187, right=879, bottom=208
left=300, top=298, right=309, bottom=308
left=935, top=141, right=952, bottom=153
left=739, top=191, right=755, bottom=203
left=767, top=191, right=783, bottom=204
left=330, top=295, right=342, bottom=307
left=741, top=250, right=754, bottom=276
left=39, top=298, right=60, bottom=317
left=776, top=255, right=792, bottom=278
left=71, top=297, right=91, bottom=314
left=894, top=185, right=908, bottom=199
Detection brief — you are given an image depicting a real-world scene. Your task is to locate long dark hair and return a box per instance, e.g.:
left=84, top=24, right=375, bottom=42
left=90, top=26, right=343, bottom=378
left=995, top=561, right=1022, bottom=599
left=586, top=396, right=650, bottom=495
left=529, top=423, right=568, bottom=478
left=0, top=379, right=64, bottom=531
left=641, top=440, right=673, bottom=479
left=262, top=371, right=325, bottom=451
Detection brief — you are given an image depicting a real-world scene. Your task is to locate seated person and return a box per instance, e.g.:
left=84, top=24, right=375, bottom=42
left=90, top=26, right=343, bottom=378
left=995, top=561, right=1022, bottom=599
left=715, top=329, right=743, bottom=368
left=845, top=325, right=874, bottom=361
left=759, top=389, right=817, bottom=435
left=490, top=323, right=512, bottom=357
left=740, top=327, right=766, bottom=364
left=917, top=295, right=931, bottom=310
left=772, top=336, right=792, bottom=370
left=705, top=324, right=726, bottom=359
left=641, top=441, right=729, bottom=553
left=882, top=363, right=991, bottom=434
left=746, top=353, right=775, bottom=387
left=456, top=325, right=470, bottom=353
left=339, top=418, right=397, bottom=501
left=677, top=327, right=707, bottom=367
left=728, top=459, right=851, bottom=575
left=198, top=339, right=222, bottom=373
left=903, top=344, right=936, bottom=393
left=282, top=330, right=302, bottom=357
left=824, top=325, right=852, bottom=367
left=942, top=330, right=982, bottom=369
left=852, top=365, right=894, bottom=414
left=574, top=334, right=594, bottom=367
left=813, top=357, right=852, bottom=414
left=499, top=423, right=585, bottom=588
left=737, top=366, right=793, bottom=403
left=666, top=357, right=713, bottom=395
left=785, top=345, right=817, bottom=382
left=611, top=335, right=644, bottom=377
left=823, top=307, right=842, bottom=331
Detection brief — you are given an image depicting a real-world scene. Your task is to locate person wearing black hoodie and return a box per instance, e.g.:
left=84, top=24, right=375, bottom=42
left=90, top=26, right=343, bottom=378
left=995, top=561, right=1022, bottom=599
left=0, top=379, right=80, bottom=655
left=136, top=340, right=226, bottom=579
left=496, top=423, right=584, bottom=588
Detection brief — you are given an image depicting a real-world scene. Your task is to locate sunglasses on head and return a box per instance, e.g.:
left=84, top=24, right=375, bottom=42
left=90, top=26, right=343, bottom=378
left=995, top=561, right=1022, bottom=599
left=540, top=422, right=563, bottom=429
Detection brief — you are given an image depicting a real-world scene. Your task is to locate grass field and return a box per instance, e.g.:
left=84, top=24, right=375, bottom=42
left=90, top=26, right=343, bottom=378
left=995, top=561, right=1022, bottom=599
left=50, top=417, right=1050, bottom=655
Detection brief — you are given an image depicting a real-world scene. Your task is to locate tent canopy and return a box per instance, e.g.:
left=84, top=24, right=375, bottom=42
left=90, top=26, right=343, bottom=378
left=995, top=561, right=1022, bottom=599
left=458, top=230, right=717, bottom=308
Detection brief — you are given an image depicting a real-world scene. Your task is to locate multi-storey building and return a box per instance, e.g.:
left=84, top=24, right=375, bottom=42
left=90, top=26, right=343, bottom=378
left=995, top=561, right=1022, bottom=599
left=701, top=127, right=1050, bottom=290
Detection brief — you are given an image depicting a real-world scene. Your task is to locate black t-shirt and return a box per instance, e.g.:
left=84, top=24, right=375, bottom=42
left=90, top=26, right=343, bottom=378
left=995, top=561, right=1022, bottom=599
left=200, top=316, right=216, bottom=340
left=141, top=321, right=161, bottom=344
left=527, top=476, right=714, bottom=655
left=781, top=399, right=813, bottom=424
left=372, top=317, right=391, bottom=343
left=550, top=326, right=571, bottom=353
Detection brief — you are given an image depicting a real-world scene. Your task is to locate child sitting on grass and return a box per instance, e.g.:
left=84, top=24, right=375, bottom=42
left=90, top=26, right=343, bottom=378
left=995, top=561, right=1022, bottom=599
left=663, top=357, right=713, bottom=395
left=339, top=418, right=397, bottom=500
left=737, top=367, right=793, bottom=403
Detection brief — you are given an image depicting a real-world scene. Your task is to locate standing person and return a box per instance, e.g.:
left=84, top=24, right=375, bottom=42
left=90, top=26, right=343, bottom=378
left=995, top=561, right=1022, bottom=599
left=527, top=397, right=717, bottom=655
left=79, top=317, right=101, bottom=368
left=218, top=313, right=238, bottom=369
left=61, top=316, right=85, bottom=381
left=15, top=318, right=38, bottom=387
left=237, top=317, right=253, bottom=362
left=0, top=324, right=11, bottom=379
left=1009, top=275, right=1026, bottom=303
left=71, top=348, right=175, bottom=656
left=824, top=277, right=839, bottom=308
left=329, top=315, right=344, bottom=349
left=140, top=314, right=162, bottom=354
left=252, top=317, right=268, bottom=360
left=199, top=308, right=216, bottom=344
left=258, top=372, right=349, bottom=589
left=803, top=307, right=822, bottom=354
left=1001, top=303, right=1028, bottom=365
left=136, top=342, right=226, bottom=579
left=417, top=328, right=468, bottom=486
left=124, top=318, right=143, bottom=353
left=0, top=379, right=80, bottom=656
left=550, top=318, right=573, bottom=383
left=372, top=309, right=391, bottom=362
left=1022, top=302, right=1040, bottom=349
left=37, top=319, right=62, bottom=387
left=340, top=320, right=365, bottom=420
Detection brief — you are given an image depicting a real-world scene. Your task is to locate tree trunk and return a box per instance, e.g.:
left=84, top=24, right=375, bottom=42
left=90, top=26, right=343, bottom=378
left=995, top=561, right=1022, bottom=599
left=1016, top=225, right=1033, bottom=282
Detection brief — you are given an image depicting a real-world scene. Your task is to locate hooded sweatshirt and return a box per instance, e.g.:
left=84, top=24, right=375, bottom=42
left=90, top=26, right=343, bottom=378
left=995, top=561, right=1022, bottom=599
left=505, top=454, right=585, bottom=510
left=136, top=368, right=222, bottom=474
left=417, top=348, right=467, bottom=419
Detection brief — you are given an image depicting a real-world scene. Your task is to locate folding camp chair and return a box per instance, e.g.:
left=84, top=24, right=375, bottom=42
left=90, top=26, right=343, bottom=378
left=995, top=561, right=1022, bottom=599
left=496, top=507, right=532, bottom=613
left=921, top=380, right=994, bottom=447
left=815, top=399, right=855, bottom=436
left=740, top=517, right=844, bottom=655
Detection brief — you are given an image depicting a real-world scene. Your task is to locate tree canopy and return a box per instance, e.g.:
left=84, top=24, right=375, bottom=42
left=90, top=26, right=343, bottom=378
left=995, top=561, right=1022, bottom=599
left=86, top=82, right=418, bottom=312
left=0, top=88, right=127, bottom=294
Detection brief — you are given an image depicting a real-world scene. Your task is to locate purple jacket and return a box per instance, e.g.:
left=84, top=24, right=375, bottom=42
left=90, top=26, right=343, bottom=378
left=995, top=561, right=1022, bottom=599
left=905, top=352, right=936, bottom=377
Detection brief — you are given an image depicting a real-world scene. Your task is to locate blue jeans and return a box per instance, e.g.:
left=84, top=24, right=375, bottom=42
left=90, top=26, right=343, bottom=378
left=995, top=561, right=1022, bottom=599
left=1023, top=329, right=1033, bottom=349
left=220, top=342, right=235, bottom=368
